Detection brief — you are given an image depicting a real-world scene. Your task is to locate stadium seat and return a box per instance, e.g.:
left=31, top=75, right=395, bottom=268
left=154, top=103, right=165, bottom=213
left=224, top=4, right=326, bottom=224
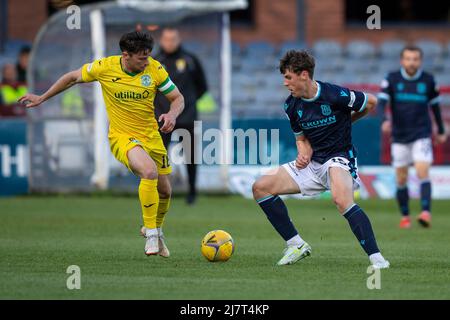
left=445, top=41, right=450, bottom=57
left=233, top=72, right=263, bottom=91
left=245, top=41, right=276, bottom=57
left=231, top=55, right=242, bottom=71
left=368, top=71, right=386, bottom=85
left=278, top=40, right=308, bottom=57
left=262, top=72, right=284, bottom=87
left=378, top=58, right=401, bottom=75
left=315, top=70, right=341, bottom=84
left=231, top=41, right=242, bottom=57
left=315, top=56, right=344, bottom=73
left=4, top=39, right=31, bottom=57
left=422, top=57, right=443, bottom=73
left=330, top=73, right=355, bottom=87
left=379, top=39, right=406, bottom=59
left=347, top=73, right=373, bottom=85
left=240, top=55, right=273, bottom=73
left=258, top=90, right=283, bottom=103
left=435, top=73, right=450, bottom=86
left=232, top=88, right=260, bottom=118
left=183, top=40, right=210, bottom=56
left=415, top=39, right=444, bottom=59
left=232, top=87, right=253, bottom=103
left=342, top=59, right=377, bottom=75
left=312, top=39, right=343, bottom=58
left=441, top=58, right=450, bottom=72
left=346, top=40, right=377, bottom=59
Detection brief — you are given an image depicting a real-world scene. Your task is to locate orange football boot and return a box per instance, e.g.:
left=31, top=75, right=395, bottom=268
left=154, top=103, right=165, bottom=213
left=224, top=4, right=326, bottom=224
left=417, top=211, right=431, bottom=228
left=399, top=216, right=411, bottom=229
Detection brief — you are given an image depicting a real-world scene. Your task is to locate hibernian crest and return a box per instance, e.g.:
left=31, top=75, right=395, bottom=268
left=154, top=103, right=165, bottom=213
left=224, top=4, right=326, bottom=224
left=321, top=104, right=332, bottom=116
left=297, top=110, right=303, bottom=118
left=141, top=74, right=151, bottom=87
left=176, top=58, right=187, bottom=72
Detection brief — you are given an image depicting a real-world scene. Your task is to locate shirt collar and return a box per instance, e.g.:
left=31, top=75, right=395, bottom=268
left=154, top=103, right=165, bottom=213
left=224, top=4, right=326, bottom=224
left=400, top=67, right=422, bottom=81
left=301, top=81, right=321, bottom=102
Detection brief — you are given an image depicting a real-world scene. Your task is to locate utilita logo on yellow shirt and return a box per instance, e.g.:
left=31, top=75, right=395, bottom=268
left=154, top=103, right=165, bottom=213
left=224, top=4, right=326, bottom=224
left=114, top=90, right=150, bottom=100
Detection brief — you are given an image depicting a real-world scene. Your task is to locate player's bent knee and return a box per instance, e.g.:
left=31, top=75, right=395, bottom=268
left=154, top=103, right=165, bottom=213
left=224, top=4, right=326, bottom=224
left=396, top=176, right=407, bottom=186
left=140, top=167, right=158, bottom=180
left=395, top=169, right=408, bottom=186
left=158, top=185, right=172, bottom=199
left=252, top=181, right=260, bottom=198
left=416, top=169, right=429, bottom=180
left=252, top=179, right=268, bottom=199
left=157, top=175, right=172, bottom=198
left=333, top=195, right=352, bottom=213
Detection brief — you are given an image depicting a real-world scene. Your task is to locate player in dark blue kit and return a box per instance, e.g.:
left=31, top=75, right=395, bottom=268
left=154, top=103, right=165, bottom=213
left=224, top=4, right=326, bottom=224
left=252, top=50, right=390, bottom=268
left=378, top=45, right=447, bottom=229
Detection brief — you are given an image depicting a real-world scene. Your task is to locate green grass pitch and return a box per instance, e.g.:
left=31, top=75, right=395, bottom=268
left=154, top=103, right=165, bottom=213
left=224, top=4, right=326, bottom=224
left=0, top=195, right=449, bottom=299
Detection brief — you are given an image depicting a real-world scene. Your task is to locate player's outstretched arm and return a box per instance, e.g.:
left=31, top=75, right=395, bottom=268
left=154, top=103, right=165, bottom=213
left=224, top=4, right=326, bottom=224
left=18, top=68, right=84, bottom=108
left=295, top=134, right=313, bottom=169
left=159, top=87, right=185, bottom=133
left=351, top=93, right=377, bottom=123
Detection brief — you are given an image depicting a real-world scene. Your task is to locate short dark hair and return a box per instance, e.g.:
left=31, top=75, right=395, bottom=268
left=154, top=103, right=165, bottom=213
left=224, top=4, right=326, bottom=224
left=119, top=31, right=154, bottom=55
left=19, top=45, right=31, bottom=55
left=401, top=45, right=423, bottom=58
left=279, top=50, right=315, bottom=79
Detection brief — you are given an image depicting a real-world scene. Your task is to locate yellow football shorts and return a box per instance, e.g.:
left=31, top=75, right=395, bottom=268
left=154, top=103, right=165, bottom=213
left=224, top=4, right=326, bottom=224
left=109, top=131, right=172, bottom=175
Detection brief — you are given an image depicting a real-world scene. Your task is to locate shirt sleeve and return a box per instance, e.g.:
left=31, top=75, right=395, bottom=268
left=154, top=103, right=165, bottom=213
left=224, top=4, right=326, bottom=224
left=81, top=58, right=105, bottom=82
left=377, top=75, right=391, bottom=103
left=155, top=61, right=176, bottom=95
left=428, top=75, right=440, bottom=106
left=191, top=54, right=208, bottom=99
left=334, top=85, right=368, bottom=112
left=284, top=98, right=303, bottom=136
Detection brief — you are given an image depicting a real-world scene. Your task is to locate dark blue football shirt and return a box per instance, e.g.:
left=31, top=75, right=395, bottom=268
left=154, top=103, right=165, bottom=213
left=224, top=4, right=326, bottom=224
left=378, top=68, right=440, bottom=143
left=284, top=80, right=368, bottom=164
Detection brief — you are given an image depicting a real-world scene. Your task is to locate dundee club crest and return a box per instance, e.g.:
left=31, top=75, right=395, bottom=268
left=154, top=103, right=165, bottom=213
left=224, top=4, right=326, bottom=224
left=321, top=104, right=332, bottom=116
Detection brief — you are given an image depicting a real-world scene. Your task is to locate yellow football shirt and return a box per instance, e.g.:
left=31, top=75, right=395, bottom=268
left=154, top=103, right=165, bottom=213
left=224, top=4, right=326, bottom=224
left=81, top=55, right=176, bottom=140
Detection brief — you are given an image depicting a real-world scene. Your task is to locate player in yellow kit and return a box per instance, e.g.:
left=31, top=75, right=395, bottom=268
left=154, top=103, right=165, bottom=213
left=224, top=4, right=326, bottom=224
left=19, top=31, right=185, bottom=257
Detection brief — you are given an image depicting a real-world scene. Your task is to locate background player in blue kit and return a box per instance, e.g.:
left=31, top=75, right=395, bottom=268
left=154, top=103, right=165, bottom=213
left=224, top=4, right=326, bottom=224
left=252, top=50, right=390, bottom=269
left=377, top=45, right=447, bottom=229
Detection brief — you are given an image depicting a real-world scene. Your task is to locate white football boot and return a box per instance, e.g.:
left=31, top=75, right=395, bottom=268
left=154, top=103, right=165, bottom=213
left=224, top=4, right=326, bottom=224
left=277, top=242, right=312, bottom=266
left=157, top=233, right=170, bottom=258
left=370, top=254, right=390, bottom=269
left=140, top=226, right=170, bottom=257
left=144, top=233, right=159, bottom=256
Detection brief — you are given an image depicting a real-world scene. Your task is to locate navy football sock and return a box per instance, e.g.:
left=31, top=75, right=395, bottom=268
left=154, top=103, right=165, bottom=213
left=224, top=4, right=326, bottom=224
left=343, top=204, right=380, bottom=256
left=396, top=185, right=409, bottom=216
left=257, top=195, right=298, bottom=241
left=420, top=180, right=432, bottom=212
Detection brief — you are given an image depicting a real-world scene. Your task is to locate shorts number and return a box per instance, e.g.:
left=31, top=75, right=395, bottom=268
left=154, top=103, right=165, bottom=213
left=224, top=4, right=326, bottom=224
left=161, top=155, right=170, bottom=168
left=421, top=140, right=432, bottom=156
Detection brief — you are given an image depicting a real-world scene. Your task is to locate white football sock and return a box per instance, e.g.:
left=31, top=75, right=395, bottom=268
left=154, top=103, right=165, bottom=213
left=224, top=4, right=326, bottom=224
left=145, top=227, right=158, bottom=238
left=369, top=252, right=384, bottom=263
left=286, top=234, right=305, bottom=247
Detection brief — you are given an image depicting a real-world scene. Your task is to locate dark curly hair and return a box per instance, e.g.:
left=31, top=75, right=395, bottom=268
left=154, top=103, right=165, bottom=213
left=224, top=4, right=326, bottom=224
left=119, top=31, right=154, bottom=55
left=279, top=50, right=315, bottom=79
